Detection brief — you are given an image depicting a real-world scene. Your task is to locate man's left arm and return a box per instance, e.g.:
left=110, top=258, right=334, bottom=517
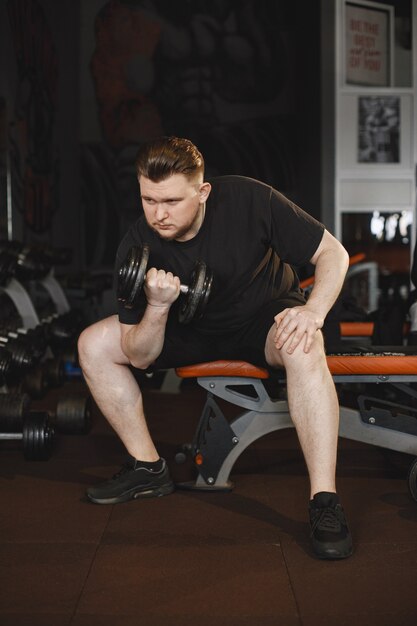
left=274, top=229, right=349, bottom=354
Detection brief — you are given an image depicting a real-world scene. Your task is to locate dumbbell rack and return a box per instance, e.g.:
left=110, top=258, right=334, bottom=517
left=0, top=269, right=70, bottom=329
left=0, top=263, right=92, bottom=460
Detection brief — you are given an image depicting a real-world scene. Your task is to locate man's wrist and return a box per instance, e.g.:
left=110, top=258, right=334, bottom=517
left=145, top=302, right=172, bottom=316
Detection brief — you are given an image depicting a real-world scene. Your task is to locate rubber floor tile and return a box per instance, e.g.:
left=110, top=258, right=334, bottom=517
left=0, top=467, right=112, bottom=543
left=281, top=540, right=417, bottom=618
left=76, top=543, right=298, bottom=619
left=101, top=485, right=284, bottom=547
left=335, top=479, right=417, bottom=545
left=0, top=543, right=96, bottom=614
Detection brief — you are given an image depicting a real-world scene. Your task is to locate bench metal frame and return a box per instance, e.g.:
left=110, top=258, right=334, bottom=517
left=178, top=372, right=417, bottom=491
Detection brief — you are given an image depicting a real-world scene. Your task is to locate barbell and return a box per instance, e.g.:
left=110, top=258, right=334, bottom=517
left=117, top=244, right=213, bottom=324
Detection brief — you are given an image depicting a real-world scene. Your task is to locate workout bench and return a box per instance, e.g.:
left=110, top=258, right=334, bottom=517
left=175, top=352, right=417, bottom=501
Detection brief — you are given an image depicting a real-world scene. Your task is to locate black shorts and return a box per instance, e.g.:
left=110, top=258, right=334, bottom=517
left=151, top=292, right=306, bottom=371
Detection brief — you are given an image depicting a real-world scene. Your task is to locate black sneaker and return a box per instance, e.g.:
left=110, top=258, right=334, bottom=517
left=309, top=491, right=353, bottom=559
left=86, top=457, right=175, bottom=504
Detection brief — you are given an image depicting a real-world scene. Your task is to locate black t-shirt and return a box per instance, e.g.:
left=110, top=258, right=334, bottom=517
left=116, top=175, right=325, bottom=334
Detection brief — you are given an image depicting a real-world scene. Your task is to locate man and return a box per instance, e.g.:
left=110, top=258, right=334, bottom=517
left=78, top=136, right=352, bottom=560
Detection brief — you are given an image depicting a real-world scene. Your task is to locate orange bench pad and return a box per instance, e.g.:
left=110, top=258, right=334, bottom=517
left=176, top=360, right=269, bottom=379
left=340, top=322, right=410, bottom=337
left=340, top=322, right=374, bottom=337
left=326, top=354, right=417, bottom=375
left=176, top=356, right=417, bottom=379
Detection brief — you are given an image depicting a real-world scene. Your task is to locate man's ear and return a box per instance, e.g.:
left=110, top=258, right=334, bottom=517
left=199, top=182, right=212, bottom=202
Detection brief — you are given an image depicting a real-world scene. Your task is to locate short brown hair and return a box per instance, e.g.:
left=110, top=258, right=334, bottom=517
left=135, top=136, right=204, bottom=182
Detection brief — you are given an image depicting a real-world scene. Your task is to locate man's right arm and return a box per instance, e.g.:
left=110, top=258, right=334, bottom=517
left=119, top=268, right=180, bottom=369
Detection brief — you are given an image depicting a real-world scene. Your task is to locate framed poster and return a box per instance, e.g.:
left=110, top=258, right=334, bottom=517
left=338, top=93, right=413, bottom=170
left=345, top=1, right=394, bottom=86
left=358, top=96, right=400, bottom=163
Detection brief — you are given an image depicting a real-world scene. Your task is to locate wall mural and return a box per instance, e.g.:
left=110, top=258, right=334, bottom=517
left=84, top=0, right=297, bottom=266
left=7, top=0, right=59, bottom=236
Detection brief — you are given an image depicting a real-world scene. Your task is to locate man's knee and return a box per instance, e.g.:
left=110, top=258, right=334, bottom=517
left=266, top=328, right=326, bottom=370
left=78, top=316, right=120, bottom=368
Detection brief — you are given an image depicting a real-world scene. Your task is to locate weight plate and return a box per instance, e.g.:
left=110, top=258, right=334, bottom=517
left=0, top=349, right=12, bottom=377
left=22, top=368, right=49, bottom=399
left=42, top=358, right=65, bottom=387
left=56, top=394, right=92, bottom=434
left=118, top=245, right=149, bottom=309
left=195, top=268, right=213, bottom=318
left=179, top=261, right=210, bottom=324
left=22, top=413, right=55, bottom=461
left=0, top=392, right=31, bottom=431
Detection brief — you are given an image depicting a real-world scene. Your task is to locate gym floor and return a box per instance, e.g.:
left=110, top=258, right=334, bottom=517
left=1, top=375, right=417, bottom=626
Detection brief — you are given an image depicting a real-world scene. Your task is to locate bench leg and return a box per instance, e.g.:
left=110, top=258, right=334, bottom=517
left=339, top=406, right=417, bottom=455
left=176, top=376, right=417, bottom=493
left=177, top=393, right=293, bottom=491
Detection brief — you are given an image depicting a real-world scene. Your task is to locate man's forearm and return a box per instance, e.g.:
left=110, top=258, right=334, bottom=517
left=121, top=304, right=171, bottom=369
left=306, top=245, right=349, bottom=320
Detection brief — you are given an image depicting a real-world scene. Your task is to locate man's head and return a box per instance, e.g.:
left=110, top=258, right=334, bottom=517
left=136, top=137, right=211, bottom=242
left=135, top=136, right=205, bottom=184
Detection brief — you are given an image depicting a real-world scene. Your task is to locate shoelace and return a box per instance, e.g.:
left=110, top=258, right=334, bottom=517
left=311, top=507, right=342, bottom=534
left=112, top=462, right=134, bottom=480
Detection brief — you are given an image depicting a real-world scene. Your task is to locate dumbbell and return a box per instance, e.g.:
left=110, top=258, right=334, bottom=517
left=0, top=240, right=70, bottom=281
left=0, top=339, right=35, bottom=375
left=117, top=244, right=213, bottom=324
left=7, top=326, right=49, bottom=362
left=0, top=390, right=92, bottom=436
left=45, top=310, right=85, bottom=352
left=20, top=358, right=65, bottom=398
left=0, top=324, right=48, bottom=378
left=0, top=409, right=55, bottom=461
left=53, top=394, right=92, bottom=435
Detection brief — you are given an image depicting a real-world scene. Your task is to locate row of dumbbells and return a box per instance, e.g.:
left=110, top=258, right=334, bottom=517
left=0, top=311, right=84, bottom=394
left=0, top=239, right=72, bottom=286
left=0, top=391, right=92, bottom=460
left=1, top=239, right=112, bottom=299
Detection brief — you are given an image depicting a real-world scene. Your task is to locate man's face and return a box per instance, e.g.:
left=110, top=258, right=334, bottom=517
left=139, top=173, right=210, bottom=242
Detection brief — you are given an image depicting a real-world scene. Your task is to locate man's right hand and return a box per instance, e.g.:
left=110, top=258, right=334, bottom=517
left=144, top=268, right=181, bottom=309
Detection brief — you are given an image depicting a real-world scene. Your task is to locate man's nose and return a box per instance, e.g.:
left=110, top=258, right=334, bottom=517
left=155, top=204, right=168, bottom=220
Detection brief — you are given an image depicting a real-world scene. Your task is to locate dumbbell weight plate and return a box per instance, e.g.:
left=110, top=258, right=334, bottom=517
left=22, top=412, right=55, bottom=461
left=0, top=349, right=12, bottom=379
left=22, top=368, right=49, bottom=398
left=56, top=394, right=92, bottom=435
left=117, top=245, right=149, bottom=309
left=195, top=266, right=213, bottom=320
left=42, top=358, right=65, bottom=388
left=0, top=392, right=31, bottom=430
left=179, top=261, right=213, bottom=324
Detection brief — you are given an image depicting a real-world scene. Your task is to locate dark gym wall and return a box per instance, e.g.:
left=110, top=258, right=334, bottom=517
left=1, top=0, right=322, bottom=272
left=0, top=0, right=81, bottom=266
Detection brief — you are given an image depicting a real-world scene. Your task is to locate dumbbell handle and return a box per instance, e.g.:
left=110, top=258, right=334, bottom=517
left=179, top=284, right=189, bottom=294
left=0, top=433, right=22, bottom=440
